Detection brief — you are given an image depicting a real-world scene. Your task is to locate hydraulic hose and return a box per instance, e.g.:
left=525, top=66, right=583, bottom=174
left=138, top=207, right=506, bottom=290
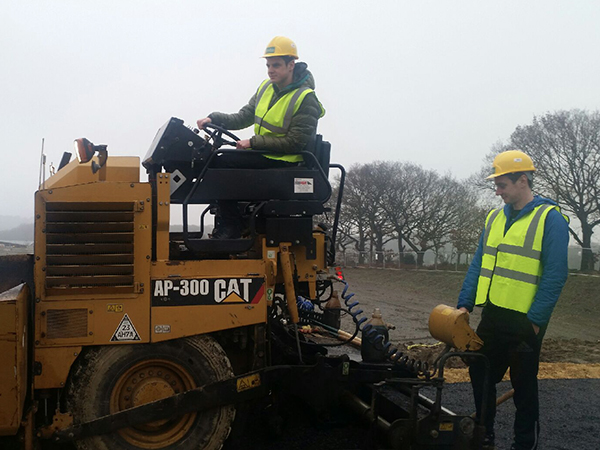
left=336, top=277, right=434, bottom=378
left=296, top=296, right=360, bottom=347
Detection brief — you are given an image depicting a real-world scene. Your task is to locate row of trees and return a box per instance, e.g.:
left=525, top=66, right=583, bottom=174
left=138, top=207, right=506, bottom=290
left=510, top=110, right=600, bottom=270
left=332, top=161, right=489, bottom=266
left=330, top=109, right=600, bottom=271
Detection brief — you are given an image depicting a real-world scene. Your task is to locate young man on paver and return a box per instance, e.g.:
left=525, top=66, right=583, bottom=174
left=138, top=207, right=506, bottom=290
left=196, top=36, right=325, bottom=239
left=457, top=150, right=569, bottom=450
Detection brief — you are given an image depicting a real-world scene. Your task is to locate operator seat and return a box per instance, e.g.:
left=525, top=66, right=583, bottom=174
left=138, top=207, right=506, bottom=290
left=143, top=117, right=332, bottom=257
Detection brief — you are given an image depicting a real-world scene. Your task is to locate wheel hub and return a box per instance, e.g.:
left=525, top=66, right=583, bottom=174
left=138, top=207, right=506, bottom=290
left=111, top=359, right=197, bottom=448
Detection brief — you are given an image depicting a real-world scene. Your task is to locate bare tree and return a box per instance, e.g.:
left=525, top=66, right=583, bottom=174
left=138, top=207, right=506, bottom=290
left=315, top=183, right=356, bottom=260
left=379, top=162, right=422, bottom=265
left=339, top=163, right=396, bottom=263
left=337, top=169, right=370, bottom=263
left=509, top=110, right=600, bottom=271
left=339, top=161, right=493, bottom=269
left=407, top=172, right=464, bottom=266
left=355, top=163, right=396, bottom=257
left=450, top=187, right=491, bottom=265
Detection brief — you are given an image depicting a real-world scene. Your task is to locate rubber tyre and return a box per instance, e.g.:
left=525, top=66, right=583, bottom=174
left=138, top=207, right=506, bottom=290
left=66, top=335, right=235, bottom=450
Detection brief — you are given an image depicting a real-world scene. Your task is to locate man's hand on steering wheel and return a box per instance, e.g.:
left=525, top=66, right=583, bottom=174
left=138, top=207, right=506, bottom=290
left=236, top=139, right=251, bottom=149
left=196, top=117, right=212, bottom=129
left=197, top=122, right=242, bottom=150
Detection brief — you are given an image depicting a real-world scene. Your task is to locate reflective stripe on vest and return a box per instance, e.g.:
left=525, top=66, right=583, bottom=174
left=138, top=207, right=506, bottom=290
left=253, top=80, right=319, bottom=163
left=474, top=204, right=559, bottom=313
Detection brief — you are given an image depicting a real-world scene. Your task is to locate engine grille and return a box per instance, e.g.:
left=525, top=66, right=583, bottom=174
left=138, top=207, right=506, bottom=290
left=45, top=202, right=135, bottom=296
left=46, top=308, right=88, bottom=339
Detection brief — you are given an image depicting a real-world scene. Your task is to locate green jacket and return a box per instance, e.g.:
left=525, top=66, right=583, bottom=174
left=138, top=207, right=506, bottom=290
left=208, top=62, right=324, bottom=153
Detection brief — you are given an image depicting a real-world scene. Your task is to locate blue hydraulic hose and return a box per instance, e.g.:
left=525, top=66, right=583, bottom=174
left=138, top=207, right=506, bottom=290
left=336, top=277, right=431, bottom=378
left=297, top=296, right=316, bottom=312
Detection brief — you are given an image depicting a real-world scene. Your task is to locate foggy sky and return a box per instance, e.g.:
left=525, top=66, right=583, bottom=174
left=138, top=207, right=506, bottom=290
left=2, top=0, right=599, bottom=222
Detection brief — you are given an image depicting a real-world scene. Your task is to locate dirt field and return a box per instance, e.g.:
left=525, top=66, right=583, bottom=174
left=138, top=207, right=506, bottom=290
left=339, top=267, right=600, bottom=369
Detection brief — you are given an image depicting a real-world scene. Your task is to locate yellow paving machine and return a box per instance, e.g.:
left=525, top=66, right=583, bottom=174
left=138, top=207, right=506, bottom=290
left=0, top=118, right=489, bottom=449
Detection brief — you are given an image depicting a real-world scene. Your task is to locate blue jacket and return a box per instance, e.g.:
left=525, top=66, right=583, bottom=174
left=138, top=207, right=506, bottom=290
left=457, top=195, right=569, bottom=326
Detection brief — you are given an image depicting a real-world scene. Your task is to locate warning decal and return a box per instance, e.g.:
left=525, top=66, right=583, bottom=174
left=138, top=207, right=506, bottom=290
left=110, top=314, right=141, bottom=342
left=294, top=178, right=314, bottom=194
left=236, top=373, right=261, bottom=392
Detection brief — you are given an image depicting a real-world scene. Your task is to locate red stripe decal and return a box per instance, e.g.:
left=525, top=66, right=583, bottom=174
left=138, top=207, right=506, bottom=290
left=251, top=284, right=265, bottom=304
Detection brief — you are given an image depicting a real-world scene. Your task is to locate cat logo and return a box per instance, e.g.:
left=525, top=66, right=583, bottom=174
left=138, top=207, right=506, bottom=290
left=151, top=278, right=264, bottom=307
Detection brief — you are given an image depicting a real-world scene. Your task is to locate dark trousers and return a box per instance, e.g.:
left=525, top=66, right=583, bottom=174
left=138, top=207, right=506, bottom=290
left=209, top=153, right=297, bottom=224
left=469, top=303, right=546, bottom=450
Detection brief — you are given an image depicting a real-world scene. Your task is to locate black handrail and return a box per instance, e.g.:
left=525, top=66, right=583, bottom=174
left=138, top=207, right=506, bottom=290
left=328, top=164, right=346, bottom=266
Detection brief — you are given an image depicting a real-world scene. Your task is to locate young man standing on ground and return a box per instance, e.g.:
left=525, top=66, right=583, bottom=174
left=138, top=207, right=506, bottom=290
left=197, top=36, right=325, bottom=239
left=457, top=150, right=569, bottom=450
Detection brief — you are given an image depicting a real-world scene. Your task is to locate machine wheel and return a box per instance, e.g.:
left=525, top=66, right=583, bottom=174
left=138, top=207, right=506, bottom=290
left=67, top=335, right=235, bottom=450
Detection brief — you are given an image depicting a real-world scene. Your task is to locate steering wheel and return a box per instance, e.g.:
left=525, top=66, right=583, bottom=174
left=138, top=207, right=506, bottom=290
left=199, top=123, right=242, bottom=150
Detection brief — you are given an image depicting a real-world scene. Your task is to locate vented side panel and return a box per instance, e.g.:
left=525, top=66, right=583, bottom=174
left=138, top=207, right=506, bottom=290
left=44, top=202, right=135, bottom=296
left=46, top=309, right=88, bottom=339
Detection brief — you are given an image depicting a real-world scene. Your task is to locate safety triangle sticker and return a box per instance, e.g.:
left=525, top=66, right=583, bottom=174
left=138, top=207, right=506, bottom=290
left=110, top=313, right=141, bottom=342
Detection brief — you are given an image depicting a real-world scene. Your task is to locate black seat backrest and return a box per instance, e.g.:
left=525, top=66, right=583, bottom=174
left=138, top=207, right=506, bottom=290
left=305, top=134, right=331, bottom=177
left=317, top=139, right=331, bottom=177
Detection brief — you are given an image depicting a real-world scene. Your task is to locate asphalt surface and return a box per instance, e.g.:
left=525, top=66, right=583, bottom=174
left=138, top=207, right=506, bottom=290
left=435, top=379, right=600, bottom=450
left=228, top=378, right=600, bottom=450
left=6, top=375, right=599, bottom=450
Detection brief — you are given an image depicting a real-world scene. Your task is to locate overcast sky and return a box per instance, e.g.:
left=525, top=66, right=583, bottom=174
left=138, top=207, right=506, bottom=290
left=2, top=0, right=600, bottom=222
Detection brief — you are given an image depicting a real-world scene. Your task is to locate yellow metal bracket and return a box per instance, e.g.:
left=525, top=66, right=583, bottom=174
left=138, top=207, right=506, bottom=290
left=134, top=282, right=145, bottom=294
left=39, top=410, right=73, bottom=439
left=278, top=243, right=299, bottom=324
left=134, top=200, right=146, bottom=212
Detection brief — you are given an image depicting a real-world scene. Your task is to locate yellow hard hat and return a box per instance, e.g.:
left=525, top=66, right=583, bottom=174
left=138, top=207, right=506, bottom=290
left=262, top=36, right=298, bottom=59
left=486, top=150, right=536, bottom=179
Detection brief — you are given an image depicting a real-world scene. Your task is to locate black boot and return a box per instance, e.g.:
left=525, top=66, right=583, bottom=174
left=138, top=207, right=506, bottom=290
left=483, top=431, right=496, bottom=450
left=211, top=220, right=241, bottom=239
left=211, top=201, right=242, bottom=239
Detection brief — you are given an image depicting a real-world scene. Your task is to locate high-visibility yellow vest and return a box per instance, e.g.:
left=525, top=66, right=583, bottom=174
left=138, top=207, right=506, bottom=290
left=475, top=204, right=565, bottom=313
left=254, top=80, right=324, bottom=163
